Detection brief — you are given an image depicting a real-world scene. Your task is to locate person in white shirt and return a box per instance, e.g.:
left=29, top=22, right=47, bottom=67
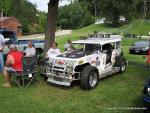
left=46, top=42, right=61, bottom=58
left=24, top=41, right=36, bottom=57
left=0, top=34, right=5, bottom=72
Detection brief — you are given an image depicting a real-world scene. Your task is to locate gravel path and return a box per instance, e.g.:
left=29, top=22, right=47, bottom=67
left=19, top=30, right=72, bottom=40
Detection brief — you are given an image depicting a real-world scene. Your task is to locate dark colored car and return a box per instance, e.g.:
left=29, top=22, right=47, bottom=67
left=129, top=41, right=150, bottom=55
left=143, top=78, right=150, bottom=112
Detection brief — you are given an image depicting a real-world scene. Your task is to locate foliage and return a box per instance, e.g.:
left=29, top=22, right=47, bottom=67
left=0, top=0, right=46, bottom=34
left=35, top=11, right=47, bottom=33
left=58, top=1, right=95, bottom=29
left=80, top=0, right=150, bottom=27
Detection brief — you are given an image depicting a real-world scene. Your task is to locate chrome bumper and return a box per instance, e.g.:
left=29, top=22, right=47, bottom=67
left=40, top=65, right=81, bottom=86
left=47, top=76, right=71, bottom=86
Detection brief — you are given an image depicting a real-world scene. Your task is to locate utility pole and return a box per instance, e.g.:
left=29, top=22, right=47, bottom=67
left=94, top=3, right=97, bottom=17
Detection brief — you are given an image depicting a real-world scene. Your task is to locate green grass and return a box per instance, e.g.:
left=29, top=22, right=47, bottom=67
left=75, top=20, right=150, bottom=35
left=1, top=21, right=150, bottom=113
left=0, top=64, right=149, bottom=113
left=1, top=48, right=147, bottom=113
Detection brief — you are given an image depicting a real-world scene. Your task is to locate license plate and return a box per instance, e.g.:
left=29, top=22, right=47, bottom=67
left=54, top=76, right=63, bottom=81
left=135, top=50, right=139, bottom=53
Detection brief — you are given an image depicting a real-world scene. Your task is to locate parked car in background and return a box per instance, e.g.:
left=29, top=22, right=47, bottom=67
left=0, top=29, right=45, bottom=58
left=143, top=78, right=150, bottom=112
left=129, top=40, right=150, bottom=55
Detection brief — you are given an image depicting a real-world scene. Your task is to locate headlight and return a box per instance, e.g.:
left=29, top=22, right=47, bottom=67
left=147, top=87, right=150, bottom=96
left=66, top=66, right=73, bottom=73
left=143, top=47, right=149, bottom=51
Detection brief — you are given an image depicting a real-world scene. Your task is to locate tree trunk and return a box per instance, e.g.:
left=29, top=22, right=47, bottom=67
left=44, top=0, right=59, bottom=54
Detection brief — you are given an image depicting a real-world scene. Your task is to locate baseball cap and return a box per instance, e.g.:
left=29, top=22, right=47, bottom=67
left=9, top=44, right=17, bottom=49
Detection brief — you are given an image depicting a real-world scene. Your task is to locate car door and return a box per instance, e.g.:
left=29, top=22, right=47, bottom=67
left=111, top=41, right=122, bottom=65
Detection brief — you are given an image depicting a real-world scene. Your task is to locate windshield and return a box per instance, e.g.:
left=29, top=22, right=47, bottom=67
left=71, top=43, right=101, bottom=55
left=57, top=43, right=101, bottom=59
left=134, top=41, right=150, bottom=47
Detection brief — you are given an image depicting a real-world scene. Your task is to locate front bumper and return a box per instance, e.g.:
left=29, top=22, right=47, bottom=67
left=40, top=65, right=81, bottom=86
left=47, top=75, right=72, bottom=86
left=129, top=49, right=148, bottom=55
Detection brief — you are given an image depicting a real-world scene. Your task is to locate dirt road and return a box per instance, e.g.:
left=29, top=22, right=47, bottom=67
left=20, top=30, right=72, bottom=39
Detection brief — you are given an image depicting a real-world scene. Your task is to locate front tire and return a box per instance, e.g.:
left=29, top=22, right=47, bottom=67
left=80, top=65, right=99, bottom=90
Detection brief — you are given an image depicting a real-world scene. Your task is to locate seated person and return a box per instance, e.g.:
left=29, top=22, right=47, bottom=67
left=102, top=44, right=113, bottom=64
left=45, top=42, right=61, bottom=58
left=2, top=44, right=23, bottom=87
left=24, top=41, right=36, bottom=57
left=64, top=39, right=72, bottom=51
left=66, top=45, right=75, bottom=53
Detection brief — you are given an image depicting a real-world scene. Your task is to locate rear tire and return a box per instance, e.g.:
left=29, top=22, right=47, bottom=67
left=80, top=65, right=99, bottom=90
left=119, top=59, right=126, bottom=73
left=114, top=56, right=126, bottom=73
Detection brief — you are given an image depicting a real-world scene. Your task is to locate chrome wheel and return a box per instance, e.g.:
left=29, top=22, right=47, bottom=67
left=89, top=72, right=98, bottom=87
left=121, top=61, right=126, bottom=71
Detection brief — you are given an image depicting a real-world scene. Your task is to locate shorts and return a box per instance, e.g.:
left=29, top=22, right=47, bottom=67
left=4, top=67, right=16, bottom=73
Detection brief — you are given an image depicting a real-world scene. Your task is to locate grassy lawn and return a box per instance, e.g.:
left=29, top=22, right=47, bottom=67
left=0, top=65, right=149, bottom=113
left=0, top=22, right=150, bottom=113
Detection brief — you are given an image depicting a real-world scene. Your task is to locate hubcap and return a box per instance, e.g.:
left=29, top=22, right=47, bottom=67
left=89, top=72, right=98, bottom=87
left=121, top=62, right=126, bottom=71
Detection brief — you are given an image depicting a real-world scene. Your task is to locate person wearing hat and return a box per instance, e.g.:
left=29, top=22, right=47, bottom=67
left=0, top=34, right=5, bottom=72
left=2, top=44, right=23, bottom=87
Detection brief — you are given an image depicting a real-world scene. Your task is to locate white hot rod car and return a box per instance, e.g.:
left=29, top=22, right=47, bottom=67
left=41, top=34, right=127, bottom=90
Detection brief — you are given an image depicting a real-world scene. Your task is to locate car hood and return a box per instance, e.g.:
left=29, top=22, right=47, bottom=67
left=57, top=50, right=86, bottom=59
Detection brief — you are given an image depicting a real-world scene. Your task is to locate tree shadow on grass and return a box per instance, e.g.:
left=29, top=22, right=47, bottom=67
left=47, top=80, right=80, bottom=90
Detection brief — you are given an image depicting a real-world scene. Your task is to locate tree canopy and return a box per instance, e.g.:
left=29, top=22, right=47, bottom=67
left=0, top=0, right=46, bottom=34
left=80, top=0, right=150, bottom=26
left=58, top=1, right=94, bottom=29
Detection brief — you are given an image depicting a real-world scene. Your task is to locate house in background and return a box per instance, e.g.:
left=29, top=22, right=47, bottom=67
left=0, top=17, right=22, bottom=36
left=95, top=18, right=106, bottom=24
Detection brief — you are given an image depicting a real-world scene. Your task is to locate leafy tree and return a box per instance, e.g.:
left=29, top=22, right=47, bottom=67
left=36, top=11, right=47, bottom=32
left=0, top=0, right=11, bottom=16
left=58, top=1, right=94, bottom=29
left=0, top=0, right=38, bottom=34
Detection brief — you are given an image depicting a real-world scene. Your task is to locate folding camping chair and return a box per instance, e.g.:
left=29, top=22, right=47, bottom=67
left=14, top=56, right=37, bottom=88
